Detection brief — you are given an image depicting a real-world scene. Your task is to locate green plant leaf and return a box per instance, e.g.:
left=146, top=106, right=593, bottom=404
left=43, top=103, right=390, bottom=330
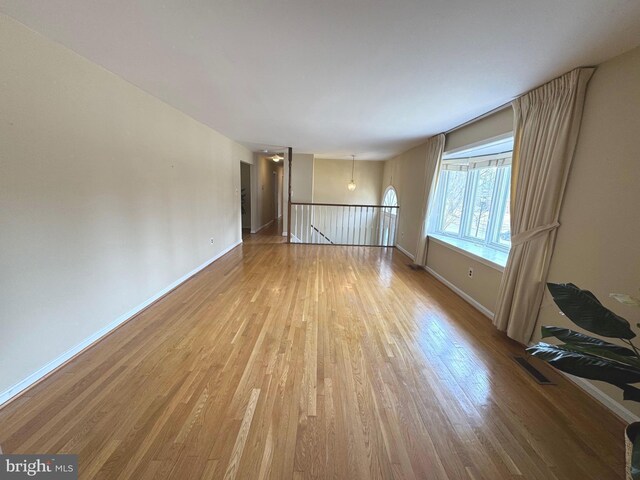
left=623, top=385, right=640, bottom=403
left=581, top=289, right=602, bottom=304
left=526, top=342, right=640, bottom=385
left=547, top=283, right=635, bottom=339
left=633, top=435, right=640, bottom=480
left=541, top=326, right=637, bottom=357
left=559, top=343, right=640, bottom=369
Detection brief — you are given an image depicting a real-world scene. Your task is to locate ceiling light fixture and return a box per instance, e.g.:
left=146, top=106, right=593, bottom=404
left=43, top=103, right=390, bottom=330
left=271, top=154, right=283, bottom=162
left=347, top=155, right=356, bottom=191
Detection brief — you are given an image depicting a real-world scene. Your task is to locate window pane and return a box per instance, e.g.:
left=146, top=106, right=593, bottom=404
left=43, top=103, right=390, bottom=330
left=467, top=168, right=497, bottom=241
left=440, top=171, right=467, bottom=235
left=383, top=187, right=397, bottom=206
left=498, top=178, right=511, bottom=246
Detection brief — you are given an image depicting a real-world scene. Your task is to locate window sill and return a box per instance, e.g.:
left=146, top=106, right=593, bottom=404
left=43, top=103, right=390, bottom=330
left=428, top=234, right=508, bottom=272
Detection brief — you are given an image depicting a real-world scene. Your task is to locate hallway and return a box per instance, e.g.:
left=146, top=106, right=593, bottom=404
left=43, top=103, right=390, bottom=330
left=244, top=217, right=286, bottom=245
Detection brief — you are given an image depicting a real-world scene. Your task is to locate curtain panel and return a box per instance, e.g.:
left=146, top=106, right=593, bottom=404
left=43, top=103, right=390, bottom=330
left=414, top=133, right=445, bottom=267
left=493, top=67, right=595, bottom=344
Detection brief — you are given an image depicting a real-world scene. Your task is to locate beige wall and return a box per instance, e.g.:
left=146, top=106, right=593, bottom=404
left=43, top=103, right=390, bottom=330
left=420, top=108, right=514, bottom=314
left=392, top=45, right=640, bottom=419
left=426, top=242, right=503, bottom=314
left=255, top=154, right=283, bottom=229
left=292, top=153, right=314, bottom=203
left=314, top=158, right=384, bottom=205
left=532, top=46, right=640, bottom=418
left=381, top=144, right=429, bottom=256
left=281, top=152, right=314, bottom=235
left=383, top=101, right=513, bottom=309
left=445, top=107, right=514, bottom=152
left=0, top=14, right=252, bottom=399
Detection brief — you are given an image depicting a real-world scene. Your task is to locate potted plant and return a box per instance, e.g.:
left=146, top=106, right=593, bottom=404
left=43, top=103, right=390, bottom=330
left=527, top=283, right=640, bottom=480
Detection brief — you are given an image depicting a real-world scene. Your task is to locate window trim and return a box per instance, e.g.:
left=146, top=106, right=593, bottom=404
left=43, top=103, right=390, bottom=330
left=428, top=234, right=506, bottom=272
left=382, top=185, right=398, bottom=209
left=429, top=153, right=512, bottom=255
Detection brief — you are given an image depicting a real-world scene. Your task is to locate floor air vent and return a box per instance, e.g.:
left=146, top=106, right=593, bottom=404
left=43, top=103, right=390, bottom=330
left=513, top=356, right=554, bottom=385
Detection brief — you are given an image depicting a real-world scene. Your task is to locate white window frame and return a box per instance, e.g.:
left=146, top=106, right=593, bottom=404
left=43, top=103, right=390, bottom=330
left=382, top=186, right=398, bottom=208
left=380, top=186, right=398, bottom=245
left=430, top=153, right=512, bottom=253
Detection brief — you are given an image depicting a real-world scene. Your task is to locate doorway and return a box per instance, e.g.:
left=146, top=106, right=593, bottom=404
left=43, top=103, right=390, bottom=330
left=240, top=161, right=252, bottom=236
left=270, top=161, right=284, bottom=236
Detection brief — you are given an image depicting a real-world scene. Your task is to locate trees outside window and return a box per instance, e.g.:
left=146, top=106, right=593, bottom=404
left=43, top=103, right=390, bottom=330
left=430, top=158, right=511, bottom=252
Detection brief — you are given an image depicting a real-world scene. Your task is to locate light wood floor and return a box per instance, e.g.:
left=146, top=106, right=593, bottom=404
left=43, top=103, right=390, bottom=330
left=0, top=226, right=625, bottom=479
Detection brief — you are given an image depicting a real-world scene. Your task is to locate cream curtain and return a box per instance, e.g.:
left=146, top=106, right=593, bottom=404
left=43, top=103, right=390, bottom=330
left=414, top=133, right=445, bottom=267
left=493, top=68, right=595, bottom=344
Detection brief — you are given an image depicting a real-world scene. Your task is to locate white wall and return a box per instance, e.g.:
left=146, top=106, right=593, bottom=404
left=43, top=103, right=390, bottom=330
left=0, top=14, right=252, bottom=401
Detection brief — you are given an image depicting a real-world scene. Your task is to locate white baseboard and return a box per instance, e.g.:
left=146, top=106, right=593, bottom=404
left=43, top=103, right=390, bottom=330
left=424, top=266, right=495, bottom=320
left=422, top=268, right=639, bottom=423
left=395, top=245, right=415, bottom=261
left=255, top=219, right=274, bottom=233
left=558, top=372, right=640, bottom=424
left=0, top=239, right=243, bottom=408
left=418, top=263, right=638, bottom=424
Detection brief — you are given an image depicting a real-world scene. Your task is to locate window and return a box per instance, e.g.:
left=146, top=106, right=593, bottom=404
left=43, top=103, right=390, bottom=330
left=380, top=186, right=398, bottom=244
left=439, top=170, right=466, bottom=235
left=382, top=186, right=398, bottom=207
left=429, top=141, right=512, bottom=256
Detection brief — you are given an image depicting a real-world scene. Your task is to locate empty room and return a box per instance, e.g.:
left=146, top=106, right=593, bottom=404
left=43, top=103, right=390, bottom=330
left=1, top=1, right=640, bottom=479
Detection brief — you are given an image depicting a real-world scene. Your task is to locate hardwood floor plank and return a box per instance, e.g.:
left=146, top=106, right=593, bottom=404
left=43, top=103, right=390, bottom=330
left=223, top=388, right=261, bottom=480
left=0, top=225, right=626, bottom=479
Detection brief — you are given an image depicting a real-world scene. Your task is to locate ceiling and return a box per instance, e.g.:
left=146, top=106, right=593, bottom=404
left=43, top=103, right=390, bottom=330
left=1, top=1, right=639, bottom=160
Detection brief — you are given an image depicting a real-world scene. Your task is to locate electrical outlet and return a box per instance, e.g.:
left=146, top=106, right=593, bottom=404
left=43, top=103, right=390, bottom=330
left=210, top=238, right=214, bottom=244
left=468, top=267, right=474, bottom=278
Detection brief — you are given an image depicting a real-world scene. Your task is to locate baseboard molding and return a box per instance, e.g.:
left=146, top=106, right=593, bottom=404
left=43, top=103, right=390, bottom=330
left=0, top=239, right=243, bottom=408
left=424, top=266, right=495, bottom=320
left=423, top=267, right=639, bottom=423
left=255, top=219, right=274, bottom=233
left=395, top=245, right=415, bottom=261
left=558, top=372, right=640, bottom=424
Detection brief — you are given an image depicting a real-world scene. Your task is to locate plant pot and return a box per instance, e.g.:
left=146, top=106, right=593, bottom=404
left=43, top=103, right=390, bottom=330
left=626, top=422, right=640, bottom=480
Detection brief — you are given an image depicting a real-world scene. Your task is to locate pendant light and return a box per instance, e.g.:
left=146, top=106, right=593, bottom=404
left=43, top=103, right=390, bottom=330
left=347, top=154, right=356, bottom=191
